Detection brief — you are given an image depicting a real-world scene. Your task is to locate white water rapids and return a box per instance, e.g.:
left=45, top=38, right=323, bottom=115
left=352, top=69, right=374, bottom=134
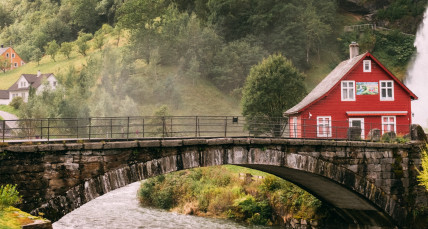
left=406, top=8, right=428, bottom=128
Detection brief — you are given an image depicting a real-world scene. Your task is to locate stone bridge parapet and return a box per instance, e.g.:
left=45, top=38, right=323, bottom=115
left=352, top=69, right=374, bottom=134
left=0, top=138, right=426, bottom=228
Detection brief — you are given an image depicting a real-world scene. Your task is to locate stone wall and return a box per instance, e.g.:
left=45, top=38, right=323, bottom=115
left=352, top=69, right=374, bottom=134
left=0, top=138, right=426, bottom=228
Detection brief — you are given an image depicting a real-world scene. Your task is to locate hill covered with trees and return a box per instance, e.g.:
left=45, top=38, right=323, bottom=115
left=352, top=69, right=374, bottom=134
left=0, top=0, right=423, bottom=118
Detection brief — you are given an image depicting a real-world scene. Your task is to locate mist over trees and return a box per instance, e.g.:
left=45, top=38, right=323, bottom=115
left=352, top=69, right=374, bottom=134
left=0, top=0, right=421, bottom=118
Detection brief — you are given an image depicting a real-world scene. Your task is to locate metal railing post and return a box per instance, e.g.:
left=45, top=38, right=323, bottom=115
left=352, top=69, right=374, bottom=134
left=142, top=118, right=145, bottom=138
left=195, top=116, right=198, bottom=137
left=76, top=119, right=79, bottom=139
left=224, top=117, right=228, bottom=137
left=47, top=118, right=50, bottom=141
left=2, top=120, right=5, bottom=142
left=162, top=116, right=166, bottom=138
left=127, top=117, right=130, bottom=140
left=88, top=118, right=92, bottom=140
left=110, top=118, right=113, bottom=139
left=40, top=119, right=43, bottom=139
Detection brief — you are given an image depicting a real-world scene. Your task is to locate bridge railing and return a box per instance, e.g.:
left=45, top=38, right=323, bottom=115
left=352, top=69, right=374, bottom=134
left=0, top=116, right=412, bottom=142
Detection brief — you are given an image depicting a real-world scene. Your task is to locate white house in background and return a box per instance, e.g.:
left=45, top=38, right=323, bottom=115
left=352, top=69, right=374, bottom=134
left=0, top=71, right=58, bottom=105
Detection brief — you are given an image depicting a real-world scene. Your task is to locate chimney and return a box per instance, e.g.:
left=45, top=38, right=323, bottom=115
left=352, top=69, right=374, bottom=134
left=349, top=42, right=359, bottom=59
left=37, top=70, right=41, bottom=77
left=0, top=44, right=3, bottom=48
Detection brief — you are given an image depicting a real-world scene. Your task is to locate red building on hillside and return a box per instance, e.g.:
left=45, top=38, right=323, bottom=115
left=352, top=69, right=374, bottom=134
left=0, top=45, right=25, bottom=71
left=284, top=43, right=418, bottom=139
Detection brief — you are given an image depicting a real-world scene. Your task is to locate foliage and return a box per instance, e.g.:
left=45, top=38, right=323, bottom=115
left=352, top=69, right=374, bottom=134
left=59, top=42, right=73, bottom=59
left=0, top=56, right=10, bottom=73
left=418, top=144, right=428, bottom=190
left=0, top=184, right=21, bottom=210
left=45, top=40, right=60, bottom=62
left=9, top=97, right=24, bottom=110
left=75, top=32, right=93, bottom=56
left=241, top=54, right=307, bottom=137
left=31, top=49, right=43, bottom=66
left=138, top=166, right=325, bottom=225
left=374, top=0, right=427, bottom=34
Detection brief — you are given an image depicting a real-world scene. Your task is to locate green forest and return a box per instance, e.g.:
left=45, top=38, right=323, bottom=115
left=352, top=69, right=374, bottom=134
left=0, top=0, right=424, bottom=118
left=1, top=0, right=428, bottom=227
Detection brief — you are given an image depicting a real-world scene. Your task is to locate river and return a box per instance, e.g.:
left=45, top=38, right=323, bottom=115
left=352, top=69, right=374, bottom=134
left=53, top=182, right=275, bottom=229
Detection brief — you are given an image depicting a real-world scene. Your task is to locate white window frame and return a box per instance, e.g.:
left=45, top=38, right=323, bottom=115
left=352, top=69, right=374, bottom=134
left=292, top=117, right=298, bottom=138
left=317, top=116, right=332, bottom=138
left=14, top=62, right=17, bottom=67
left=6, top=53, right=9, bottom=58
left=380, top=80, right=394, bottom=101
left=382, top=116, right=396, bottom=134
left=349, top=118, right=365, bottom=139
left=341, top=80, right=355, bottom=101
left=12, top=53, right=15, bottom=58
left=363, top=60, right=371, bottom=72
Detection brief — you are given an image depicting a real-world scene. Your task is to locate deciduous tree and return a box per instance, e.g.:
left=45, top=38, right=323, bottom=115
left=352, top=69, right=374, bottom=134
left=241, top=54, right=307, bottom=137
left=60, top=42, right=73, bottom=59
left=45, top=40, right=60, bottom=62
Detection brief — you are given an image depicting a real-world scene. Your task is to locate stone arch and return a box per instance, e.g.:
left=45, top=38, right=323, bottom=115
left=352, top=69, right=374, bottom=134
left=31, top=143, right=403, bottom=227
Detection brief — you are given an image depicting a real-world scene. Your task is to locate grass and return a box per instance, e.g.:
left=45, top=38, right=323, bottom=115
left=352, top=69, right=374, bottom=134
left=0, top=207, right=41, bottom=229
left=0, top=105, right=19, bottom=116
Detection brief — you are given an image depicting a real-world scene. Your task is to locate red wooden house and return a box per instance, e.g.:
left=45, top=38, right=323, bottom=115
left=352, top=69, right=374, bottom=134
left=284, top=43, right=418, bottom=139
left=0, top=45, right=25, bottom=71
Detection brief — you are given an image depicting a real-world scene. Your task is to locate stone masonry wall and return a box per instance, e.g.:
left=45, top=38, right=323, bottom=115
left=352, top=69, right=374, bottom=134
left=0, top=138, right=426, bottom=227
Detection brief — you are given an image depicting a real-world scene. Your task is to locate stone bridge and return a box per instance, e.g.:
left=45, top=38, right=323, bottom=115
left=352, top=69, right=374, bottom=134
left=0, top=138, right=427, bottom=228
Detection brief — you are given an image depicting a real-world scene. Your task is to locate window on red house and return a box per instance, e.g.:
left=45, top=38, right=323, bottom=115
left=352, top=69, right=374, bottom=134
left=380, top=80, right=394, bottom=101
left=382, top=116, right=396, bottom=134
left=341, top=81, right=355, bottom=101
left=317, top=116, right=331, bottom=137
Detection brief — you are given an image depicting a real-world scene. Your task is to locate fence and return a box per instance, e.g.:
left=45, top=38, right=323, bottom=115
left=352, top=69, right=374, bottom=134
left=291, top=118, right=411, bottom=140
left=0, top=116, right=412, bottom=142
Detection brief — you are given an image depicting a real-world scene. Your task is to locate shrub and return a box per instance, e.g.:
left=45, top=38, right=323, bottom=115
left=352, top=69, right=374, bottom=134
left=0, top=184, right=22, bottom=210
left=9, top=97, right=24, bottom=110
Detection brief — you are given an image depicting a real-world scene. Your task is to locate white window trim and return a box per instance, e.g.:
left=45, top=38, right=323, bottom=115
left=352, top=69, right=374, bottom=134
left=341, top=80, right=355, bottom=101
left=317, top=116, right=332, bottom=138
left=6, top=53, right=9, bottom=58
left=292, top=117, right=298, bottom=138
left=363, top=60, right=371, bottom=72
left=349, top=118, right=365, bottom=139
left=382, top=116, right=396, bottom=134
left=12, top=53, right=15, bottom=58
left=380, top=80, right=394, bottom=101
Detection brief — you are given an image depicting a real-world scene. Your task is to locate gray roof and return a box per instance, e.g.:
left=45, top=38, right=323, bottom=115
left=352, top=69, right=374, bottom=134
left=284, top=53, right=367, bottom=115
left=0, top=90, right=9, bottom=99
left=8, top=73, right=55, bottom=91
left=0, top=47, right=8, bottom=55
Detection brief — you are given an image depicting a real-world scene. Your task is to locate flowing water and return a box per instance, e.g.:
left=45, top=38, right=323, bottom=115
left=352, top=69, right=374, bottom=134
left=53, top=182, right=273, bottom=229
left=406, top=8, right=428, bottom=128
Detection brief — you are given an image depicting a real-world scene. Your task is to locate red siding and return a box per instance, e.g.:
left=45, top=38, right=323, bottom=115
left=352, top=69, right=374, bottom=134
left=298, top=56, right=412, bottom=139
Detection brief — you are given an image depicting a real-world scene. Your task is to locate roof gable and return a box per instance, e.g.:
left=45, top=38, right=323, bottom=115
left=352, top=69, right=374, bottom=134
left=0, top=47, right=10, bottom=56
left=284, top=53, right=418, bottom=115
left=8, top=73, right=55, bottom=91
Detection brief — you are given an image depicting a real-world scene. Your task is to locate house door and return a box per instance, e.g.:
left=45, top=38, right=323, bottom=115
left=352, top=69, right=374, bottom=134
left=349, top=118, right=364, bottom=139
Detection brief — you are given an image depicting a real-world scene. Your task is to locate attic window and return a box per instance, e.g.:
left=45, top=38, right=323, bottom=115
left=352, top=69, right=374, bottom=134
left=363, top=60, right=371, bottom=72
left=6, top=53, right=9, bottom=58
left=12, top=53, right=15, bottom=58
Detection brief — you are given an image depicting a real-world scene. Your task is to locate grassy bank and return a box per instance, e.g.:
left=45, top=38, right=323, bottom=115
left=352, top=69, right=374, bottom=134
left=138, top=165, right=328, bottom=226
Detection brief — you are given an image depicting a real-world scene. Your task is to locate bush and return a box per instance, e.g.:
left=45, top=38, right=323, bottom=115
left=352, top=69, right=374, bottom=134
left=9, top=97, right=24, bottom=110
left=0, top=184, right=22, bottom=210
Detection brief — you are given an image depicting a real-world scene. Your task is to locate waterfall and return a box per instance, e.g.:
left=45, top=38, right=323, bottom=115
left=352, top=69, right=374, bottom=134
left=406, top=8, right=428, bottom=128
